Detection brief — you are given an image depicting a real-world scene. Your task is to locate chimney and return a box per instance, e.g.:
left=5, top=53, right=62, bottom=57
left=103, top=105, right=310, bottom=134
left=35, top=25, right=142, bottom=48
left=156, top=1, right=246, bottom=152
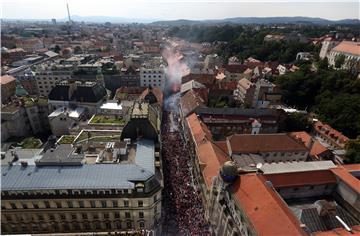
left=20, top=161, right=28, bottom=167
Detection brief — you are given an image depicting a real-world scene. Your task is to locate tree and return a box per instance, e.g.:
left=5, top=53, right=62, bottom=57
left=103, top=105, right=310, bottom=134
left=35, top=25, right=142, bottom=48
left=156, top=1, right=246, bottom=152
left=281, top=112, right=312, bottom=132
left=335, top=54, right=346, bottom=68
left=54, top=45, right=61, bottom=53
left=74, top=46, right=83, bottom=54
left=344, top=136, right=360, bottom=164
left=317, top=58, right=329, bottom=70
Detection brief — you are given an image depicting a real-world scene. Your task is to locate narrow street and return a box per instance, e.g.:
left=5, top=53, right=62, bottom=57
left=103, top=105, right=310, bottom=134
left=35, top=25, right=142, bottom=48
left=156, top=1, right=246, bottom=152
left=160, top=93, right=210, bottom=236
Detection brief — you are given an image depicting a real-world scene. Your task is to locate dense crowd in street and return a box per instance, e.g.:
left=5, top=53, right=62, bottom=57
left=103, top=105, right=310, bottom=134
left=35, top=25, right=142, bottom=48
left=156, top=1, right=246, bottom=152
left=161, top=108, right=210, bottom=236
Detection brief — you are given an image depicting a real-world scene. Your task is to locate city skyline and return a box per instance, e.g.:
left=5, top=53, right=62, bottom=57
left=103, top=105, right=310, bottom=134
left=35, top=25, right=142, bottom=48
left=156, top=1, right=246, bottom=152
left=1, top=0, right=359, bottom=21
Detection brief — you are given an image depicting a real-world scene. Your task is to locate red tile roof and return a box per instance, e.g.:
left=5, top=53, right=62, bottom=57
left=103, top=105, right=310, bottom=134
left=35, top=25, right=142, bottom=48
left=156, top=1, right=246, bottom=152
left=114, top=86, right=146, bottom=100
left=264, top=170, right=337, bottom=188
left=180, top=89, right=206, bottom=117
left=330, top=167, right=360, bottom=194
left=0, top=75, right=16, bottom=85
left=186, top=113, right=228, bottom=189
left=228, top=133, right=308, bottom=154
left=232, top=174, right=306, bottom=236
left=290, top=132, right=329, bottom=159
left=310, top=141, right=329, bottom=159
left=182, top=73, right=215, bottom=85
left=314, top=225, right=360, bottom=235
left=224, top=64, right=248, bottom=73
left=343, top=164, right=360, bottom=172
left=314, top=121, right=349, bottom=147
left=331, top=41, right=360, bottom=56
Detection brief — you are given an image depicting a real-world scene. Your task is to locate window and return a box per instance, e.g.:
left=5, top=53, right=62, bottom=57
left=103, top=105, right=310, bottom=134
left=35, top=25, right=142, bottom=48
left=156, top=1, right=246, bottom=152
left=101, top=201, right=107, bottom=208
left=116, top=221, right=121, bottom=229
left=138, top=201, right=143, bottom=207
left=84, top=223, right=91, bottom=230
left=60, top=214, right=66, bottom=220
left=79, top=201, right=84, bottom=208
left=49, top=214, right=55, bottom=221
left=10, top=203, right=17, bottom=209
left=67, top=201, right=73, bottom=208
left=124, top=200, right=129, bottom=207
left=104, top=213, right=109, bottom=219
left=21, top=225, right=28, bottom=232
left=112, top=201, right=118, bottom=207
left=93, top=214, right=99, bottom=220
left=90, top=201, right=96, bottom=208
left=33, top=202, right=39, bottom=209
left=115, top=212, right=120, bottom=218
left=95, top=222, right=101, bottom=229
left=126, top=222, right=132, bottom=229
left=105, top=222, right=111, bottom=229
left=44, top=201, right=50, bottom=208
left=125, top=212, right=131, bottom=218
left=140, top=222, right=145, bottom=228
left=139, top=212, right=144, bottom=218
left=82, top=213, right=87, bottom=219
left=153, top=195, right=157, bottom=203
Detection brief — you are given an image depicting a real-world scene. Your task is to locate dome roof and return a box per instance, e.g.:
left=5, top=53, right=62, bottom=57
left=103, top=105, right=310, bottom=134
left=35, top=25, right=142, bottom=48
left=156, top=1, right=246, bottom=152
left=221, top=161, right=238, bottom=177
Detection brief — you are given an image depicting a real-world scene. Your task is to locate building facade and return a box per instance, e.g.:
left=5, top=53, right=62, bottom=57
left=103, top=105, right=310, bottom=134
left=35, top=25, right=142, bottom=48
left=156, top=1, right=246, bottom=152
left=1, top=165, right=162, bottom=234
left=140, top=65, right=166, bottom=90
left=1, top=75, right=16, bottom=103
left=34, top=63, right=74, bottom=97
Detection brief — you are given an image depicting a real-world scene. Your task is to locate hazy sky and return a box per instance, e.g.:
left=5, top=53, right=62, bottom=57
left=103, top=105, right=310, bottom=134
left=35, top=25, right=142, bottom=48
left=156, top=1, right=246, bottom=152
left=1, top=0, right=359, bottom=21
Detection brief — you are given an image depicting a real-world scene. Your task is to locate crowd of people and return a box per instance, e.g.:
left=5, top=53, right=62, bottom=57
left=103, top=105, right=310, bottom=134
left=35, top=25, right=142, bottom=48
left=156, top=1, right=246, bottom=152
left=161, top=109, right=211, bottom=236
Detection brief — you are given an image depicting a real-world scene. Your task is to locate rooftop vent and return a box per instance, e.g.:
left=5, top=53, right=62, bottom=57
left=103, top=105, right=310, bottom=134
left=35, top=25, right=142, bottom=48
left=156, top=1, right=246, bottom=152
left=20, top=161, right=28, bottom=167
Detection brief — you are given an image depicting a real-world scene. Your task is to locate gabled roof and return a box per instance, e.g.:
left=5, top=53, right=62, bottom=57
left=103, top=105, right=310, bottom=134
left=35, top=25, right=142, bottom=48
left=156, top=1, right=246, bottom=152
left=48, top=84, right=70, bottom=101
left=290, top=132, right=329, bottom=159
left=228, top=133, right=308, bottom=154
left=180, top=89, right=206, bottom=117
left=186, top=113, right=228, bottom=189
left=139, top=87, right=163, bottom=105
left=224, top=64, right=248, bottom=73
left=49, top=82, right=107, bottom=103
left=180, top=79, right=206, bottom=94
left=331, top=41, right=360, bottom=56
left=1, top=164, right=154, bottom=191
left=0, top=75, right=16, bottom=85
left=264, top=170, right=337, bottom=188
left=314, top=120, right=349, bottom=144
left=71, top=83, right=107, bottom=103
left=232, top=174, right=307, bottom=236
left=114, top=86, right=147, bottom=100
left=330, top=167, right=360, bottom=194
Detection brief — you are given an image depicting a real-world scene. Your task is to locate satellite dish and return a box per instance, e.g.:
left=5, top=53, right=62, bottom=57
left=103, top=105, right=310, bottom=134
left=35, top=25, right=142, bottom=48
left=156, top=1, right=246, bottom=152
left=256, top=163, right=263, bottom=169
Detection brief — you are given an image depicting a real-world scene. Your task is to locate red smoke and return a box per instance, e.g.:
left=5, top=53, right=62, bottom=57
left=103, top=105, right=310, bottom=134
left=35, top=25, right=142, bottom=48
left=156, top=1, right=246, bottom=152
left=162, top=47, right=190, bottom=93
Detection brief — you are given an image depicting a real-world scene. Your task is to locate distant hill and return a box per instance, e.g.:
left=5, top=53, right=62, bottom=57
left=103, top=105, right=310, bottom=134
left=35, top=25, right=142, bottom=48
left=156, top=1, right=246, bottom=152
left=4, top=16, right=359, bottom=25
left=151, top=16, right=360, bottom=26
left=58, top=15, right=159, bottom=24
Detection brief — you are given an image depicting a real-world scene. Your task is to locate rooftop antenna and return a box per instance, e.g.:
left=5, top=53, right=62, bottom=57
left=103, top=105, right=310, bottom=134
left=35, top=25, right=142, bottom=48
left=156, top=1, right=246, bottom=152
left=66, top=3, right=71, bottom=23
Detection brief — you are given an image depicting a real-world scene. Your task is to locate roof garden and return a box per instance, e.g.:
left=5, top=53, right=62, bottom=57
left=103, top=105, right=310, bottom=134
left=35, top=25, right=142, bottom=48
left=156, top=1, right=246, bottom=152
left=17, top=137, right=42, bottom=149
left=89, top=115, right=126, bottom=125
left=74, top=130, right=121, bottom=143
left=57, top=135, right=75, bottom=144
left=23, top=97, right=48, bottom=107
